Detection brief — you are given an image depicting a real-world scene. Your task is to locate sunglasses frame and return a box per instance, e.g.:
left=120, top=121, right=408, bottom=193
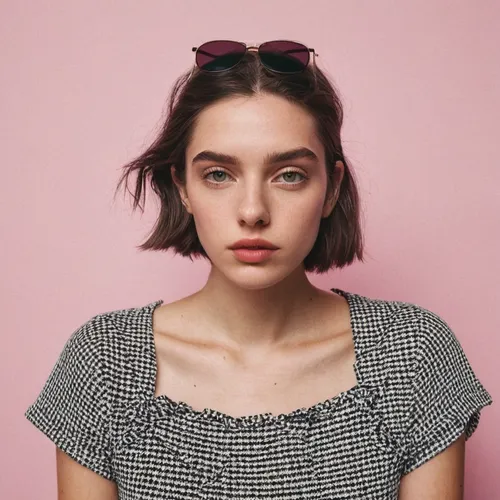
left=191, top=39, right=319, bottom=75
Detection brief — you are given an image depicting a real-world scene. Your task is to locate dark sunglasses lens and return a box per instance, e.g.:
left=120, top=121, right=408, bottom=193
left=258, top=41, right=310, bottom=73
left=195, top=41, right=246, bottom=71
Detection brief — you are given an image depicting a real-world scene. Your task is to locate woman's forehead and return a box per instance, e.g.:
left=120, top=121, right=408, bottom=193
left=194, top=93, right=314, bottom=128
left=187, top=94, right=323, bottom=161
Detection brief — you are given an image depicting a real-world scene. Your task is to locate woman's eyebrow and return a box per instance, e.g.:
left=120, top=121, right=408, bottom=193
left=191, top=147, right=319, bottom=166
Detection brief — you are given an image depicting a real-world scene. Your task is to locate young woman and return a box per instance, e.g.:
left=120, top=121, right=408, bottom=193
left=25, top=40, right=492, bottom=499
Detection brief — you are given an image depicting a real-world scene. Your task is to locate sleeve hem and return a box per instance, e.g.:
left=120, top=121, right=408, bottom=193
left=25, top=405, right=115, bottom=481
left=402, top=387, right=493, bottom=476
left=402, top=424, right=465, bottom=476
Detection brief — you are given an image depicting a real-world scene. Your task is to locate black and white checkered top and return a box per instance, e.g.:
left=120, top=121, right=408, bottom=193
left=25, top=287, right=493, bottom=499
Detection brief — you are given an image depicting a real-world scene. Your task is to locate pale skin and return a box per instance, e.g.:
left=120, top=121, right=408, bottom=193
left=56, top=92, right=465, bottom=499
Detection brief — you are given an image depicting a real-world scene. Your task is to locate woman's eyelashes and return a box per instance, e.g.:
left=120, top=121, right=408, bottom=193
left=202, top=167, right=309, bottom=187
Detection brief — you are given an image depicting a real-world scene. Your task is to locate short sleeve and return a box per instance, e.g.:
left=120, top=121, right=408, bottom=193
left=401, top=308, right=493, bottom=475
left=24, top=314, right=115, bottom=481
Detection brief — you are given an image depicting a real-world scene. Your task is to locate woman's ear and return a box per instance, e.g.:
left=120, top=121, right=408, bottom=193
left=322, top=160, right=344, bottom=218
left=171, top=165, right=192, bottom=214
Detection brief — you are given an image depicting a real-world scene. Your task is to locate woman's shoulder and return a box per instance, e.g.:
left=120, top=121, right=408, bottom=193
left=341, top=288, right=457, bottom=362
left=25, top=299, right=163, bottom=415
left=23, top=300, right=160, bottom=482
left=43, top=299, right=164, bottom=398
left=347, top=289, right=492, bottom=471
left=72, top=298, right=164, bottom=349
left=344, top=288, right=491, bottom=400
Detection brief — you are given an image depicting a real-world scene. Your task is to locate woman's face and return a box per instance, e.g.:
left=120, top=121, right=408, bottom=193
left=174, top=92, right=343, bottom=289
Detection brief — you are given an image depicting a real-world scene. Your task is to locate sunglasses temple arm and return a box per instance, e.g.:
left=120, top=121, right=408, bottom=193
left=195, top=48, right=220, bottom=58
left=191, top=48, right=223, bottom=73
left=311, top=51, right=318, bottom=89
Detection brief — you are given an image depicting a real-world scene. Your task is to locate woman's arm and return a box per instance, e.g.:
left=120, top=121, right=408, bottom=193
left=398, top=433, right=465, bottom=500
left=56, top=448, right=118, bottom=500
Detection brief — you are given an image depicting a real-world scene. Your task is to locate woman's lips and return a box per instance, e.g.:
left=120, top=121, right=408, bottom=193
left=231, top=248, right=278, bottom=263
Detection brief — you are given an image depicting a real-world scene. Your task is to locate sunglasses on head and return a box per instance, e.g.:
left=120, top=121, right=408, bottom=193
left=192, top=40, right=318, bottom=74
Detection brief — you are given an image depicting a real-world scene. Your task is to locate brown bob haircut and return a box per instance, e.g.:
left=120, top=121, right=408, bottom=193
left=115, top=50, right=365, bottom=274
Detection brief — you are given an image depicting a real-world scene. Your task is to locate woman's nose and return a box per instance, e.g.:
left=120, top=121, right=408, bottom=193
left=237, top=189, right=270, bottom=226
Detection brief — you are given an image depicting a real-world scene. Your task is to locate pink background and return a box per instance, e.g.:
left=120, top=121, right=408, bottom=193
left=3, top=1, right=498, bottom=498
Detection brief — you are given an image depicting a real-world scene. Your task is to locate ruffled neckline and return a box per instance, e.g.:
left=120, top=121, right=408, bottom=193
left=140, top=287, right=377, bottom=429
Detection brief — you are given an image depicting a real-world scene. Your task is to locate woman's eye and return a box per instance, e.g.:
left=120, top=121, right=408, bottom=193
left=280, top=171, right=306, bottom=183
left=204, top=170, right=230, bottom=183
left=203, top=169, right=307, bottom=185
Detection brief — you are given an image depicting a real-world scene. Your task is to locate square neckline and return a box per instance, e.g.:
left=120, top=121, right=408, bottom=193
left=144, top=287, right=363, bottom=425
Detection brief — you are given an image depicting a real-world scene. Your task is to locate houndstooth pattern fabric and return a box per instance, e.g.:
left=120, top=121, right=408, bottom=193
left=25, top=287, right=493, bottom=499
